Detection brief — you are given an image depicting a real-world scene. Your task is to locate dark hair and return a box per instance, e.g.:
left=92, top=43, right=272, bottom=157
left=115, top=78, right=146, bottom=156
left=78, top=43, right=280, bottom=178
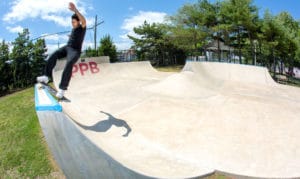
left=72, top=14, right=79, bottom=21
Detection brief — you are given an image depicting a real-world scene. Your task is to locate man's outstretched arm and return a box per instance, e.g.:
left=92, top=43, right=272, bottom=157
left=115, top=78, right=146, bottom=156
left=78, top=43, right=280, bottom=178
left=69, top=2, right=86, bottom=28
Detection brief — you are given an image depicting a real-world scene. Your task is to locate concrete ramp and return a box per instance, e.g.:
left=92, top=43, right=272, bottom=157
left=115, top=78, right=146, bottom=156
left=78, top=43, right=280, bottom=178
left=35, top=58, right=300, bottom=179
left=183, top=61, right=277, bottom=86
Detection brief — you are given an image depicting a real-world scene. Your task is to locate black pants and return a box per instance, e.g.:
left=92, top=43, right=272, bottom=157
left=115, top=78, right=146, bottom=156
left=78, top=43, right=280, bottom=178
left=44, top=46, right=80, bottom=90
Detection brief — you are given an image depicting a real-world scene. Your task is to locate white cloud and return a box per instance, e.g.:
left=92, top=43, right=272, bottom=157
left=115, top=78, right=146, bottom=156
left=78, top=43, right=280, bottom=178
left=3, top=0, right=88, bottom=27
left=118, top=11, right=167, bottom=50
left=42, top=15, right=70, bottom=27
left=6, top=25, right=23, bottom=33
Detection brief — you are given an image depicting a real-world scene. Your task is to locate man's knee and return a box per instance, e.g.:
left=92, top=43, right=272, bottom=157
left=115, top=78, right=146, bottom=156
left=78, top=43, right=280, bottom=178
left=48, top=50, right=64, bottom=61
left=65, top=60, right=76, bottom=70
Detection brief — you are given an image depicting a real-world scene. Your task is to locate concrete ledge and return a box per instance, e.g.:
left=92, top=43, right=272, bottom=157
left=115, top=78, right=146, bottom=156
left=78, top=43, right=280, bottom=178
left=34, top=84, right=62, bottom=112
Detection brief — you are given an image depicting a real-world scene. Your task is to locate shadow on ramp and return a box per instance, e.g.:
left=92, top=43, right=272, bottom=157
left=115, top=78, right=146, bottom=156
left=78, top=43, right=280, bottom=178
left=72, top=111, right=132, bottom=137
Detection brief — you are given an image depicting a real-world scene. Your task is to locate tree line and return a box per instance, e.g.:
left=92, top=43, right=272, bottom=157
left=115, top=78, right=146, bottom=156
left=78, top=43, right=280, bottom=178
left=0, top=29, right=47, bottom=96
left=129, top=0, right=300, bottom=73
left=85, top=35, right=118, bottom=63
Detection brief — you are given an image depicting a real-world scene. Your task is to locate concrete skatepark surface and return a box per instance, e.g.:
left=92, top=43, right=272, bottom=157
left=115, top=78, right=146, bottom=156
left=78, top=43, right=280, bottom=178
left=35, top=58, right=300, bottom=178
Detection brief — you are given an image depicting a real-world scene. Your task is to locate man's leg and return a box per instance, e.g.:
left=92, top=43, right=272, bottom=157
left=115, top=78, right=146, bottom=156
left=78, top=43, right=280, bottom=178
left=59, top=47, right=80, bottom=90
left=37, top=46, right=67, bottom=84
left=44, top=46, right=67, bottom=78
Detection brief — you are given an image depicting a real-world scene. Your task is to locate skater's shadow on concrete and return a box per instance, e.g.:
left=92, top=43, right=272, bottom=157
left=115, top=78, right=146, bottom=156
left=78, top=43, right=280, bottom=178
left=74, top=111, right=132, bottom=137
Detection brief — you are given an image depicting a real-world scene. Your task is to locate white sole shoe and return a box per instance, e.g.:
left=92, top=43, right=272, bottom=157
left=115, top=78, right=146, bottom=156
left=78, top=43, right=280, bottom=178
left=56, top=89, right=65, bottom=99
left=37, top=76, right=49, bottom=84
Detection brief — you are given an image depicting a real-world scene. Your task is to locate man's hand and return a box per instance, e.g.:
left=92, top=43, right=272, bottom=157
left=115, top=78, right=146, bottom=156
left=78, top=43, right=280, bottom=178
left=69, top=2, right=86, bottom=28
left=69, top=2, right=76, bottom=12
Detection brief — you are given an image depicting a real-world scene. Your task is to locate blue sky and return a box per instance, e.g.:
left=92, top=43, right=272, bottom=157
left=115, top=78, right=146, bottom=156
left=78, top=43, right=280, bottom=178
left=0, top=0, right=299, bottom=53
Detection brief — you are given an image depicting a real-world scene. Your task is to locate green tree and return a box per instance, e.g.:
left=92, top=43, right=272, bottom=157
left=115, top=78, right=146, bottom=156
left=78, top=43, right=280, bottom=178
left=275, top=12, right=299, bottom=74
left=169, top=3, right=208, bottom=59
left=10, top=28, right=31, bottom=88
left=260, top=11, right=284, bottom=74
left=295, top=29, right=300, bottom=68
left=30, top=39, right=47, bottom=83
left=98, top=35, right=117, bottom=63
left=220, top=0, right=259, bottom=64
left=129, top=21, right=166, bottom=63
left=129, top=21, right=186, bottom=65
left=84, top=46, right=98, bottom=57
left=1, top=29, right=50, bottom=95
left=169, top=0, right=227, bottom=62
left=0, top=40, right=11, bottom=95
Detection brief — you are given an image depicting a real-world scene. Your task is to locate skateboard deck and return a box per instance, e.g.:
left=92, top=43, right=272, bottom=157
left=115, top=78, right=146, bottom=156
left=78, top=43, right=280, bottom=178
left=38, top=82, right=70, bottom=102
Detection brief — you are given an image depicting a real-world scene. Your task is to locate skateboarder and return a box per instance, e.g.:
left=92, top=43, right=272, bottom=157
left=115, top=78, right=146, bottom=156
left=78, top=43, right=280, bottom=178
left=37, top=2, right=86, bottom=98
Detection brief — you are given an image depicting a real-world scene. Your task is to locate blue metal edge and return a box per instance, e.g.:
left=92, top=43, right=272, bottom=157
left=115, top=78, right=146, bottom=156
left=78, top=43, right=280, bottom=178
left=35, top=84, right=62, bottom=112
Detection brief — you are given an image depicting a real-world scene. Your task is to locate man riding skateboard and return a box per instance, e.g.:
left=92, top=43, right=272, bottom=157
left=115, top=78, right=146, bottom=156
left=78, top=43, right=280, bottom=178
left=37, top=2, right=86, bottom=98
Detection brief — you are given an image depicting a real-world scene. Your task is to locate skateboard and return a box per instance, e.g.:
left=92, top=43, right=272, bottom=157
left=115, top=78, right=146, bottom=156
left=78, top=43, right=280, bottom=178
left=38, top=82, right=70, bottom=102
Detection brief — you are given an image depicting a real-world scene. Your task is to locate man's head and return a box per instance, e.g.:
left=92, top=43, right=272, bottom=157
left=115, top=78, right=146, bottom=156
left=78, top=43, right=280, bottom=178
left=71, top=14, right=80, bottom=28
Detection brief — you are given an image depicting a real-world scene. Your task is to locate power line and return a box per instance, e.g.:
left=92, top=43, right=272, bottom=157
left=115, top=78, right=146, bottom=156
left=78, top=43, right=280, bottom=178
left=31, top=17, right=104, bottom=42
left=31, top=30, right=72, bottom=41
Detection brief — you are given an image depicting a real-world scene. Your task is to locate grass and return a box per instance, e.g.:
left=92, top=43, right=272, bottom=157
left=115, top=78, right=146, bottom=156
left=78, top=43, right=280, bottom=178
left=286, top=76, right=300, bottom=87
left=270, top=72, right=300, bottom=87
left=0, top=87, right=64, bottom=178
left=205, top=173, right=232, bottom=179
left=154, top=65, right=184, bottom=72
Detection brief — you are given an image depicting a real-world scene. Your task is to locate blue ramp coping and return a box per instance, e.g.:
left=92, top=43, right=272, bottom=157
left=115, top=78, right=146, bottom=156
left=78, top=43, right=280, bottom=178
left=34, top=84, right=62, bottom=112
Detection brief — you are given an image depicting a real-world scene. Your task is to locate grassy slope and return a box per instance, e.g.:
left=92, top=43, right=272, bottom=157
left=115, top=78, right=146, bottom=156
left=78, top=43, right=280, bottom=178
left=0, top=87, right=63, bottom=178
left=154, top=65, right=184, bottom=72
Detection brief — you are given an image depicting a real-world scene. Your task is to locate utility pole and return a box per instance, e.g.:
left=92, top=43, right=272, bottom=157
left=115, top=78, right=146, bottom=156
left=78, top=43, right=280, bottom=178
left=93, top=15, right=104, bottom=56
left=94, top=15, right=97, bottom=51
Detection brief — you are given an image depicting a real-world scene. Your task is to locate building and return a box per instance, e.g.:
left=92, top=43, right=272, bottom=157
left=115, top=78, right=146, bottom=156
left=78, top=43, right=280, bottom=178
left=118, top=49, right=137, bottom=62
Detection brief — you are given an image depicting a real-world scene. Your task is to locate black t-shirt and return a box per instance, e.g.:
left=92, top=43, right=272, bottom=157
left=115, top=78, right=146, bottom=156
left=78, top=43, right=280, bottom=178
left=67, top=25, right=86, bottom=51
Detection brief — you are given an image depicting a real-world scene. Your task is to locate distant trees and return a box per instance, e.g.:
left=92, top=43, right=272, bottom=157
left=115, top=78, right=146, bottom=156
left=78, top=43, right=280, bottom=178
left=168, top=3, right=208, bottom=62
left=258, top=11, right=300, bottom=76
left=98, top=35, right=117, bottom=63
left=128, top=21, right=186, bottom=65
left=30, top=39, right=48, bottom=84
left=84, top=35, right=118, bottom=63
left=128, top=0, right=300, bottom=72
left=85, top=47, right=97, bottom=57
left=0, top=40, right=11, bottom=95
left=168, top=0, right=261, bottom=64
left=0, top=29, right=47, bottom=96
left=219, top=0, right=259, bottom=64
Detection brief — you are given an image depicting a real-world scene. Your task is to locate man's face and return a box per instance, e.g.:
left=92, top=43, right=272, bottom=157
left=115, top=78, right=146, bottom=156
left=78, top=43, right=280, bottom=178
left=72, top=19, right=80, bottom=28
